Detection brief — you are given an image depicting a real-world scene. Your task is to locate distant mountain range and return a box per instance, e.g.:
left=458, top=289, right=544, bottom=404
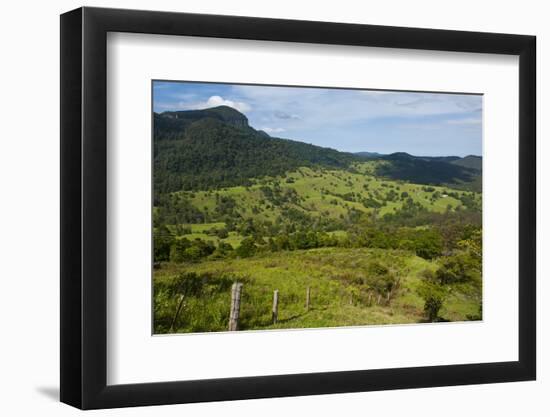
left=355, top=151, right=482, bottom=171
left=355, top=151, right=385, bottom=158
left=449, top=155, right=482, bottom=171
left=154, top=106, right=481, bottom=194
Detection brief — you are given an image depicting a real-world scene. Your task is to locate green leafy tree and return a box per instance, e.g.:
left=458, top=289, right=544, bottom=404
left=154, top=225, right=175, bottom=262
left=236, top=237, right=257, bottom=258
left=435, top=253, right=480, bottom=285
left=169, top=237, right=191, bottom=262
left=417, top=281, right=448, bottom=322
left=413, top=229, right=443, bottom=260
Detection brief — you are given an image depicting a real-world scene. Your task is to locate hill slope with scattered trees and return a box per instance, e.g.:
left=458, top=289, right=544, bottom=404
left=154, top=106, right=481, bottom=196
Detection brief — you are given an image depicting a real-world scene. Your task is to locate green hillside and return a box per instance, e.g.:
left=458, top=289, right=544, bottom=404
left=154, top=106, right=357, bottom=194
left=370, top=152, right=481, bottom=192
left=154, top=247, right=481, bottom=333
left=153, top=106, right=483, bottom=334
left=154, top=106, right=481, bottom=195
left=157, top=165, right=480, bottom=238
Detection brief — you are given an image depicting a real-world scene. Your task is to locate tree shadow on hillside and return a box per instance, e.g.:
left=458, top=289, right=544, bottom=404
left=276, top=312, right=306, bottom=324
left=273, top=305, right=330, bottom=326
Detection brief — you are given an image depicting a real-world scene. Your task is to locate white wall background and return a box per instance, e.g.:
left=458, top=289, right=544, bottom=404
left=0, top=0, right=545, bottom=415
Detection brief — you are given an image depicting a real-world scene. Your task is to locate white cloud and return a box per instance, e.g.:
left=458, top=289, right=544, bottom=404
left=160, top=95, right=252, bottom=113
left=203, top=95, right=251, bottom=112
left=235, top=84, right=482, bottom=132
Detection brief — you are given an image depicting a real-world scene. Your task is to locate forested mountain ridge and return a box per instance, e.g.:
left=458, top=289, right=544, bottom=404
left=372, top=152, right=481, bottom=191
left=154, top=105, right=252, bottom=140
left=154, top=106, right=481, bottom=194
left=451, top=155, right=482, bottom=171
left=154, top=106, right=358, bottom=194
left=353, top=152, right=482, bottom=168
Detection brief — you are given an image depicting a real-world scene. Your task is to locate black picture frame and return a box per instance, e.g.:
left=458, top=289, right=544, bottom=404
left=60, top=6, right=536, bottom=410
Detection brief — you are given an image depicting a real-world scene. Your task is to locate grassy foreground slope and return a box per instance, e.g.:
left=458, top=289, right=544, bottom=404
left=154, top=248, right=480, bottom=333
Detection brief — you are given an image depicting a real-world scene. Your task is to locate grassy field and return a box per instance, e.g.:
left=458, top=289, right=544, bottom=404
left=154, top=164, right=482, bottom=334
left=184, top=165, right=478, bottom=221
left=154, top=247, right=480, bottom=333
left=166, top=164, right=480, bottom=249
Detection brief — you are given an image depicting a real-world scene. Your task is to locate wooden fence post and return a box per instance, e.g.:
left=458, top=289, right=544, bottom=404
left=228, top=282, right=243, bottom=331
left=169, top=294, right=185, bottom=333
left=272, top=290, right=279, bottom=324
left=306, top=287, right=311, bottom=311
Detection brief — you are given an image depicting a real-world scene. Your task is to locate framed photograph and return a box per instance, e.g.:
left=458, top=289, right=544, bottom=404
left=60, top=6, right=536, bottom=409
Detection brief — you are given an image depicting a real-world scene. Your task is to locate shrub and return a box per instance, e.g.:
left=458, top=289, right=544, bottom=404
left=154, top=225, right=175, bottom=262
left=236, top=237, right=257, bottom=258
left=364, top=262, right=398, bottom=297
left=435, top=253, right=480, bottom=285
left=412, top=229, right=443, bottom=260
left=170, top=238, right=215, bottom=263
left=417, top=281, right=448, bottom=322
left=215, top=227, right=229, bottom=239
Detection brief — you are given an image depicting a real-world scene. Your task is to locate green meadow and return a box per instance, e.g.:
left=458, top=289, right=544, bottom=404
left=179, top=164, right=478, bottom=224
left=154, top=247, right=480, bottom=333
left=154, top=165, right=482, bottom=334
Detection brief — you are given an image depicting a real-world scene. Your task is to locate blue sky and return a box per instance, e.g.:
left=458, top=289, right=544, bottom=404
left=153, top=81, right=482, bottom=157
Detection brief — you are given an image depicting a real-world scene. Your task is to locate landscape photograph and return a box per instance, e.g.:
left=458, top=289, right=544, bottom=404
left=152, top=81, right=483, bottom=334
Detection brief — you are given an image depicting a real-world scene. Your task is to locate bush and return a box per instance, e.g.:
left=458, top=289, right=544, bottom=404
left=364, top=262, right=398, bottom=297
left=411, top=229, right=443, bottom=260
left=435, top=253, right=480, bottom=285
left=236, top=237, right=257, bottom=258
left=214, top=227, right=229, bottom=239
left=154, top=225, right=175, bottom=262
left=169, top=238, right=215, bottom=263
left=417, top=281, right=448, bottom=322
left=169, top=238, right=192, bottom=262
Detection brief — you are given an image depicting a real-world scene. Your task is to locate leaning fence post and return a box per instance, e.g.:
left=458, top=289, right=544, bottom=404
left=169, top=294, right=185, bottom=332
left=305, top=287, right=311, bottom=311
left=272, top=290, right=279, bottom=324
left=228, top=282, right=243, bottom=331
